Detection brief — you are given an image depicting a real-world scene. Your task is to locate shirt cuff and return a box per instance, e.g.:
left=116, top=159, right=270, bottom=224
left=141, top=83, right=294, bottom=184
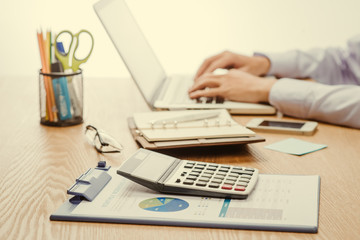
left=254, top=51, right=298, bottom=77
left=269, top=78, right=313, bottom=118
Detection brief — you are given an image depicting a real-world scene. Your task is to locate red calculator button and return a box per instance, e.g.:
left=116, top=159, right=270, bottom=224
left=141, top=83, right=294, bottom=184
left=221, top=184, right=233, bottom=190
left=234, top=186, right=246, bottom=191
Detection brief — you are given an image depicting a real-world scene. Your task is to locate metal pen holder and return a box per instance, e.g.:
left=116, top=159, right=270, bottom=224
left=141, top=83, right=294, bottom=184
left=39, top=69, right=83, bottom=127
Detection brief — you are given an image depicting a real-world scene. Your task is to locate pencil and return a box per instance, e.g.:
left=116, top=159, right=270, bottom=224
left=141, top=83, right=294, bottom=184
left=45, top=30, right=58, bottom=122
left=37, top=31, right=53, bottom=122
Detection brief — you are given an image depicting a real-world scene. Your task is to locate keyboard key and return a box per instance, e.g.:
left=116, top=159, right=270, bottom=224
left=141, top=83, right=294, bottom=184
left=206, top=97, right=213, bottom=103
left=215, top=97, right=224, bottom=103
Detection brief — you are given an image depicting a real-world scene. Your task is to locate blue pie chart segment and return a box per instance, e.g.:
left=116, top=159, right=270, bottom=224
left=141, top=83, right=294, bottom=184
left=139, top=197, right=189, bottom=212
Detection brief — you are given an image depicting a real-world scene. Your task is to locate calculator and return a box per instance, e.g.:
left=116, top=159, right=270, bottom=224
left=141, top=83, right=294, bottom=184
left=117, top=149, right=259, bottom=199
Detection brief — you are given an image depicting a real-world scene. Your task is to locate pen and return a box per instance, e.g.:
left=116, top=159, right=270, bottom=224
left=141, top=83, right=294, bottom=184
left=151, top=111, right=221, bottom=125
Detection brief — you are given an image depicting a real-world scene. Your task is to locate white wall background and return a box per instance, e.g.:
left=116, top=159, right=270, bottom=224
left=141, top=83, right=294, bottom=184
left=1, top=0, right=359, bottom=79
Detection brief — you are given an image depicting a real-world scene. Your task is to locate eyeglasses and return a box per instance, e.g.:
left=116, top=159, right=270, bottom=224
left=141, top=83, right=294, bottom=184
left=85, top=125, right=123, bottom=153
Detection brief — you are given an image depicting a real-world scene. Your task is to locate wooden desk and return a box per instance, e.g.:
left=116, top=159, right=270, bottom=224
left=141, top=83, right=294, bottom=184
left=0, top=76, right=359, bottom=240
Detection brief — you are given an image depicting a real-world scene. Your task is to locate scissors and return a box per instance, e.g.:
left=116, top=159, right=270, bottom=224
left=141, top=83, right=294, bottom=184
left=55, top=29, right=94, bottom=72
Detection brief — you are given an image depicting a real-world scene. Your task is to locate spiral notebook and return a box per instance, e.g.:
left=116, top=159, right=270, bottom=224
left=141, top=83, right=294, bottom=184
left=129, top=110, right=265, bottom=149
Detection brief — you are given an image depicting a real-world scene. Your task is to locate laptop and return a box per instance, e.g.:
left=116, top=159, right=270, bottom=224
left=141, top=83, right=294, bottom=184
left=93, top=0, right=276, bottom=114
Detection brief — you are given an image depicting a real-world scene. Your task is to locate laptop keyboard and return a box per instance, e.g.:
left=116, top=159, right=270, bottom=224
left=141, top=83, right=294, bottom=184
left=165, top=76, right=224, bottom=105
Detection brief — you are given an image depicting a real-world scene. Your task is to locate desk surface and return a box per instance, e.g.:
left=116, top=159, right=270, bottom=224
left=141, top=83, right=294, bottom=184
left=0, top=76, right=359, bottom=240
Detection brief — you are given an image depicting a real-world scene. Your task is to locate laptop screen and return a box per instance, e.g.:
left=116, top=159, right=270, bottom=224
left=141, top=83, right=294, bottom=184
left=94, top=0, right=167, bottom=105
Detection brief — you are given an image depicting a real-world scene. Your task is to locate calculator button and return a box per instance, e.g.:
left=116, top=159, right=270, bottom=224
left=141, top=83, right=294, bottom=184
left=206, top=167, right=217, bottom=171
left=232, top=167, right=243, bottom=171
left=244, top=168, right=255, bottom=172
left=215, top=172, right=226, bottom=176
left=234, top=186, right=246, bottom=191
left=189, top=173, right=200, bottom=177
left=196, top=163, right=206, bottom=166
left=176, top=179, right=181, bottom=183
left=194, top=166, right=205, bottom=170
left=213, top=175, right=225, bottom=180
left=238, top=178, right=250, bottom=183
left=198, top=177, right=210, bottom=182
left=226, top=177, right=237, bottom=182
left=209, top=183, right=220, bottom=188
left=191, top=170, right=202, bottom=174
left=221, top=184, right=233, bottom=190
left=201, top=174, right=212, bottom=178
left=183, top=180, right=194, bottom=185
left=196, top=181, right=207, bottom=187
left=224, top=181, right=235, bottom=185
left=228, top=174, right=238, bottom=178
left=239, top=170, right=253, bottom=175
left=240, top=175, right=252, bottom=179
left=184, top=164, right=194, bottom=169
left=208, top=164, right=218, bottom=168
left=186, top=176, right=197, bottom=181
left=210, top=179, right=222, bottom=184
left=203, top=171, right=214, bottom=175
left=236, top=182, right=248, bottom=187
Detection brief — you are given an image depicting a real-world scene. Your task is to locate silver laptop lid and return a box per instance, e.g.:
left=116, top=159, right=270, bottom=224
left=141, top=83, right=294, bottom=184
left=94, top=0, right=167, bottom=106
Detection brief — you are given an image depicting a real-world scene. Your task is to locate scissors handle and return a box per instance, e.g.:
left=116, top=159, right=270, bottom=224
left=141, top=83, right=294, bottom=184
left=54, top=30, right=73, bottom=70
left=54, top=29, right=94, bottom=72
left=71, top=30, right=94, bottom=72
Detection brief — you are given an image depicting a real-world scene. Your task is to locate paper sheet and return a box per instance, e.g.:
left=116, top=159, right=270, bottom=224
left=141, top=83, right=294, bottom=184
left=265, top=138, right=327, bottom=155
left=70, top=168, right=319, bottom=231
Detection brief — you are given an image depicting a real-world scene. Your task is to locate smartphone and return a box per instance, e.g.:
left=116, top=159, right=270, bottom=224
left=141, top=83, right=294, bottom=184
left=246, top=118, right=318, bottom=135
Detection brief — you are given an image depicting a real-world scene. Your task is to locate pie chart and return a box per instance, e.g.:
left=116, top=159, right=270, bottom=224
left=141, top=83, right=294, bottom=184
left=139, top=197, right=189, bottom=212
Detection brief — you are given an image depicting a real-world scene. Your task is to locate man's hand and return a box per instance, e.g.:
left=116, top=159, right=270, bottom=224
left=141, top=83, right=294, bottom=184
left=194, top=51, right=271, bottom=79
left=189, top=69, right=276, bottom=103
